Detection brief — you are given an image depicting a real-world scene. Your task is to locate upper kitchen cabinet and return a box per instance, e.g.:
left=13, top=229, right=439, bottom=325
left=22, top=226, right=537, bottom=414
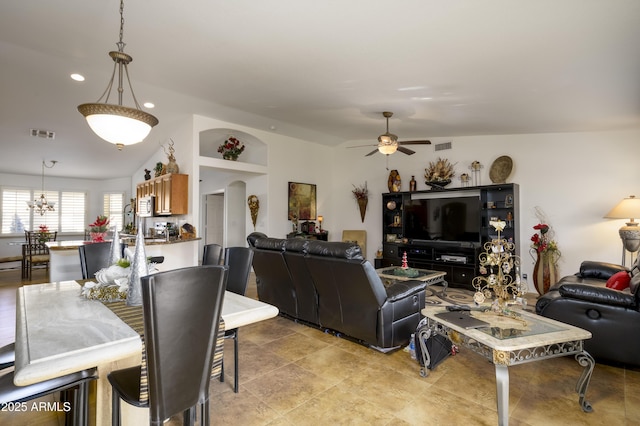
left=136, top=173, right=188, bottom=215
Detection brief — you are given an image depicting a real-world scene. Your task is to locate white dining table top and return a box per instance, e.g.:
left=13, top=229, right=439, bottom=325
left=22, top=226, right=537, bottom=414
left=14, top=280, right=278, bottom=386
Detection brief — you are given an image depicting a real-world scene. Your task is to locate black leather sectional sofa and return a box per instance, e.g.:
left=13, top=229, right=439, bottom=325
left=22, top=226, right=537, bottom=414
left=536, top=260, right=640, bottom=367
left=247, top=232, right=427, bottom=351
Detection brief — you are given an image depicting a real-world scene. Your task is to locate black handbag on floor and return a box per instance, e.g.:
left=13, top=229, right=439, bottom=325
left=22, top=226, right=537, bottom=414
left=414, top=317, right=452, bottom=376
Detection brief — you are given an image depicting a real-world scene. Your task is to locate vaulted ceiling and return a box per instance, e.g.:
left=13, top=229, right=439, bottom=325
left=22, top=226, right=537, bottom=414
left=1, top=0, right=639, bottom=179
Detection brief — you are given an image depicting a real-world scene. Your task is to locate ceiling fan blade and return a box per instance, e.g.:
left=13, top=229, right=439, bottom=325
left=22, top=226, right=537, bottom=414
left=398, top=140, right=431, bottom=145
left=397, top=146, right=416, bottom=155
left=365, top=149, right=379, bottom=156
left=347, top=144, right=377, bottom=149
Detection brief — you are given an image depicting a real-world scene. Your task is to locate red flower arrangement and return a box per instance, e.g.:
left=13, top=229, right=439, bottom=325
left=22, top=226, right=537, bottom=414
left=217, top=137, right=245, bottom=160
left=531, top=223, right=560, bottom=255
left=89, top=215, right=110, bottom=233
left=88, top=215, right=110, bottom=242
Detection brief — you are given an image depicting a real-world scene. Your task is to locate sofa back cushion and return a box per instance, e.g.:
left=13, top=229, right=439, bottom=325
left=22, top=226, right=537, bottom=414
left=251, top=238, right=297, bottom=317
left=305, top=240, right=363, bottom=260
left=305, top=254, right=386, bottom=345
left=283, top=239, right=319, bottom=325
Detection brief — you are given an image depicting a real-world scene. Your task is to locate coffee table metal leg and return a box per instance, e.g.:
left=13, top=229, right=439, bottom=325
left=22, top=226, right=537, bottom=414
left=495, top=364, right=509, bottom=426
left=575, top=351, right=594, bottom=413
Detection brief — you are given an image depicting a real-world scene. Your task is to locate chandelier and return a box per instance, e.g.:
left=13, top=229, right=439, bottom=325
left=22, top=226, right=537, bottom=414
left=27, top=161, right=57, bottom=216
left=77, top=0, right=158, bottom=150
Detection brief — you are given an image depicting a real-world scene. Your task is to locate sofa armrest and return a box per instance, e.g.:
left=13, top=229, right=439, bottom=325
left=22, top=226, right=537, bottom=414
left=578, top=261, right=628, bottom=280
left=385, top=280, right=427, bottom=302
left=558, top=284, right=636, bottom=309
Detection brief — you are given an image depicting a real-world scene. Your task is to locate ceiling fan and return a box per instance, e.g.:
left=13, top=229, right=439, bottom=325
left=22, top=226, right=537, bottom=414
left=350, top=111, right=431, bottom=156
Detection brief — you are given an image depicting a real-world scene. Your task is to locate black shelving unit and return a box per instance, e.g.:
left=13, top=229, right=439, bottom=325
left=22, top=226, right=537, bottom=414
left=381, top=184, right=519, bottom=291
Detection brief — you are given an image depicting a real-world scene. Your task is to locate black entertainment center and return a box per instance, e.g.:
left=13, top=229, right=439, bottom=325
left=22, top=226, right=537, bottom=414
left=380, top=183, right=519, bottom=291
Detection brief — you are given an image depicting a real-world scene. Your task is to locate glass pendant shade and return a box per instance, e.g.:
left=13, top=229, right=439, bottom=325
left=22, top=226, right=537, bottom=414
left=79, top=104, right=158, bottom=148
left=378, top=133, right=398, bottom=155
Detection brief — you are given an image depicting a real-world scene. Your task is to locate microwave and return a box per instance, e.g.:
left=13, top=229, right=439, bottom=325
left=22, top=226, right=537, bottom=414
left=137, top=196, right=155, bottom=217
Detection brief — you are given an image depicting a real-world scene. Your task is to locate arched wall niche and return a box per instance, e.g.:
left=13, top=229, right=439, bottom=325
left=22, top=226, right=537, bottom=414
left=199, top=128, right=268, bottom=166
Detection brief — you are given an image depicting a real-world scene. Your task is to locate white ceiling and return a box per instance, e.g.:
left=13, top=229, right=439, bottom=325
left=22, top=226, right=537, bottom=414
left=1, top=0, right=639, bottom=179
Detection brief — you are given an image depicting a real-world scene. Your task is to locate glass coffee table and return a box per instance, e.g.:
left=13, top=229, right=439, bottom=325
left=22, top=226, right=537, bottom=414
left=376, top=267, right=447, bottom=293
left=421, top=305, right=594, bottom=426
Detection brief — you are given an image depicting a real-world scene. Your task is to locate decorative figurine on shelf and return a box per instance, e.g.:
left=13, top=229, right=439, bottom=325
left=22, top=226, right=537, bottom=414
left=144, top=169, right=151, bottom=180
left=388, top=170, right=401, bottom=192
left=409, top=176, right=417, bottom=192
left=470, top=161, right=483, bottom=186
left=425, top=158, right=455, bottom=189
left=472, top=220, right=526, bottom=313
left=163, top=139, right=179, bottom=174
left=154, top=161, right=164, bottom=177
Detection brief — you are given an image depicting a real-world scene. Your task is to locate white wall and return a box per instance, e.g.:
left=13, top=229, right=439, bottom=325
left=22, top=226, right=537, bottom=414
left=330, top=128, right=640, bottom=289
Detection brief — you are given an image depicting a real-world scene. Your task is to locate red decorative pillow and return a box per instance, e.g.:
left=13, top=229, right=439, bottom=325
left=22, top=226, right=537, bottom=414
left=606, top=271, right=631, bottom=291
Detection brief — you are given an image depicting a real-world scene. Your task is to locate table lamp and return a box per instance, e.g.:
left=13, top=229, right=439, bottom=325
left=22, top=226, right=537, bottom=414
left=605, top=195, right=640, bottom=261
left=317, top=215, right=323, bottom=232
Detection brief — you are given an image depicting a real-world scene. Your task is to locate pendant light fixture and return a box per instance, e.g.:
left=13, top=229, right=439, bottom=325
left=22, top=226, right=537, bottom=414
left=77, top=0, right=158, bottom=150
left=27, top=160, right=57, bottom=216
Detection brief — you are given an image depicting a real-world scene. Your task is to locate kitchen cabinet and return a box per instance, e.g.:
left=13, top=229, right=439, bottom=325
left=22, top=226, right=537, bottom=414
left=136, top=173, right=188, bottom=215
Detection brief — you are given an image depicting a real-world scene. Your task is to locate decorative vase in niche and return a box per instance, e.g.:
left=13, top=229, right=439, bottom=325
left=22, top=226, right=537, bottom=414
left=388, top=170, right=401, bottom=192
left=532, top=251, right=559, bottom=295
left=223, top=153, right=238, bottom=161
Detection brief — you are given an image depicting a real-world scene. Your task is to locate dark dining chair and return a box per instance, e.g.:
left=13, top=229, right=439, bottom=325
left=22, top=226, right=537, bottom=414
left=108, top=265, right=228, bottom=426
left=0, top=367, right=97, bottom=426
left=22, top=230, right=57, bottom=279
left=219, top=246, right=254, bottom=393
left=202, top=243, right=223, bottom=266
left=78, top=242, right=126, bottom=279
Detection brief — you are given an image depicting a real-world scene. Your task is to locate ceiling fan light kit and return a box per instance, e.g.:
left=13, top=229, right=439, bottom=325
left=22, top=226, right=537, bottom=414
left=352, top=111, right=431, bottom=157
left=77, top=0, right=158, bottom=150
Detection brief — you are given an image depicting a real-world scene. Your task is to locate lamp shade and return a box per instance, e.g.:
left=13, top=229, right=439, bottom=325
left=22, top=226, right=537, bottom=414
left=605, top=195, right=640, bottom=223
left=605, top=195, right=640, bottom=255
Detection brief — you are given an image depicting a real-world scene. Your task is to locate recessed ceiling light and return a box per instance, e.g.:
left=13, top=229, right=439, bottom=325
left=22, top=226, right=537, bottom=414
left=71, top=73, right=85, bottom=82
left=411, top=96, right=433, bottom=101
left=143, top=102, right=155, bottom=108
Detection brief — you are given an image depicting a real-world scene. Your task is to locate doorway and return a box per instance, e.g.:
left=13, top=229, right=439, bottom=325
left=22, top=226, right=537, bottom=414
left=205, top=193, right=224, bottom=248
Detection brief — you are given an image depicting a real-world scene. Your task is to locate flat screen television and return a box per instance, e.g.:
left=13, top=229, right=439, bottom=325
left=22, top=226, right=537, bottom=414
left=403, top=194, right=481, bottom=245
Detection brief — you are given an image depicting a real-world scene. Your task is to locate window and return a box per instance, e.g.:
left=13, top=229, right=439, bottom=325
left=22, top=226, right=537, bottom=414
left=1, top=189, right=30, bottom=234
left=1, top=188, right=86, bottom=235
left=104, top=192, right=124, bottom=231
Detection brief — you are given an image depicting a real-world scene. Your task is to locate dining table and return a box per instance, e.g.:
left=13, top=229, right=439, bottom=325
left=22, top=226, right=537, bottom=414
left=13, top=280, right=279, bottom=425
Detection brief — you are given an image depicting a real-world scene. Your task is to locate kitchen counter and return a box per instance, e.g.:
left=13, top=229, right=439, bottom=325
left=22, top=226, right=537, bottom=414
left=47, top=237, right=201, bottom=250
left=46, top=238, right=201, bottom=281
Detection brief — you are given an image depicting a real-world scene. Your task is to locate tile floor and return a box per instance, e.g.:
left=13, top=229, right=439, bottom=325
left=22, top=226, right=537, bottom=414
left=0, top=268, right=639, bottom=425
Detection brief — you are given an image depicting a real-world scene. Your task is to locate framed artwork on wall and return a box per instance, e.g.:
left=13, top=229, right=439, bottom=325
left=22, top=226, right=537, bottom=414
left=288, top=182, right=317, bottom=220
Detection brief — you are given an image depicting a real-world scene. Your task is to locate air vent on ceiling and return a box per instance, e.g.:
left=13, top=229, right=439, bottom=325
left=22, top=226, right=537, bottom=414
left=30, top=129, right=55, bottom=139
left=435, top=141, right=452, bottom=151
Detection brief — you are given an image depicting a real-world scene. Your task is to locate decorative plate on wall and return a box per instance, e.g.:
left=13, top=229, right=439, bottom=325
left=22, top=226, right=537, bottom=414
left=489, top=155, right=513, bottom=183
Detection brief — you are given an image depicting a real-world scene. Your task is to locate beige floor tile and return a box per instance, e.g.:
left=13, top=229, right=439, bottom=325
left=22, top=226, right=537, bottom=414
left=243, top=363, right=335, bottom=414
